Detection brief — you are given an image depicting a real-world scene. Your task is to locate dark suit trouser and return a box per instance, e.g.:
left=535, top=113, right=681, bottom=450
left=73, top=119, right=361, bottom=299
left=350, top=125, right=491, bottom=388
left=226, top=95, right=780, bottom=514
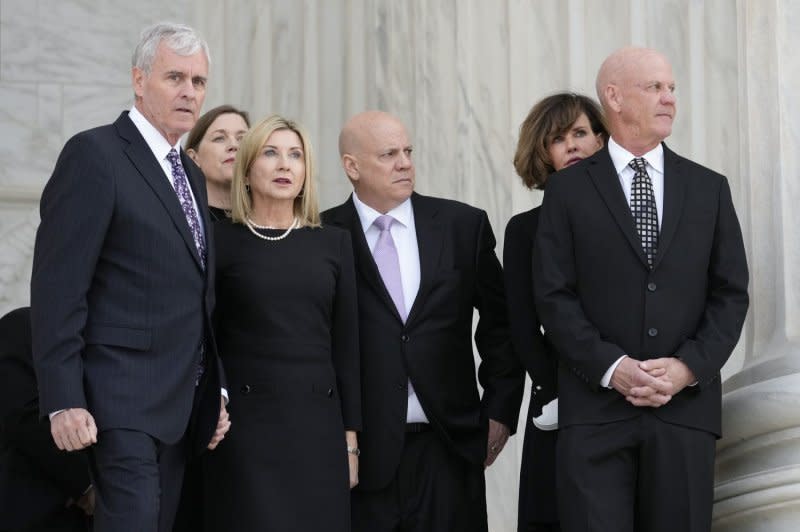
left=557, top=412, right=715, bottom=532
left=352, top=430, right=487, bottom=532
left=90, top=429, right=186, bottom=532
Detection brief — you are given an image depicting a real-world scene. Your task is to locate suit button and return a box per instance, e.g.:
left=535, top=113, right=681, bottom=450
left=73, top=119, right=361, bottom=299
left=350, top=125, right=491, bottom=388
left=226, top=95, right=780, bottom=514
left=647, top=282, right=657, bottom=292
left=327, top=388, right=334, bottom=398
left=648, top=328, right=658, bottom=337
left=240, top=384, right=251, bottom=395
left=401, top=334, right=409, bottom=342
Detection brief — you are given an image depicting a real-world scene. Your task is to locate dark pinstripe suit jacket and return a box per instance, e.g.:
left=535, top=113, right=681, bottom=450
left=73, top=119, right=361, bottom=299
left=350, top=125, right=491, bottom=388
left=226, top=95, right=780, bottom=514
left=30, top=111, right=220, bottom=452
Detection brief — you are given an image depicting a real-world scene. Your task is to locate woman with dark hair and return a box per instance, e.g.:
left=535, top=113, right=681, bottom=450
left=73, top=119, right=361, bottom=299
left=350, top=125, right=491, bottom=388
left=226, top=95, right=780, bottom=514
left=173, top=104, right=250, bottom=532
left=185, top=104, right=250, bottom=221
left=505, top=93, right=607, bottom=532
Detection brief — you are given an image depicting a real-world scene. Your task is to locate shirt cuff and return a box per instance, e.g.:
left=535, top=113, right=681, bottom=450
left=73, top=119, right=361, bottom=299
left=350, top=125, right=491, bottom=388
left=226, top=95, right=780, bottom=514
left=49, top=409, right=66, bottom=420
left=600, top=355, right=628, bottom=388
left=221, top=388, right=229, bottom=405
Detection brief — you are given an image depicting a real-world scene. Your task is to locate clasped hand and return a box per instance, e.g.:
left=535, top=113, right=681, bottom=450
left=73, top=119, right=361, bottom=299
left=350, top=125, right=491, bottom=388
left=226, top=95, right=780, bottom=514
left=610, top=357, right=696, bottom=408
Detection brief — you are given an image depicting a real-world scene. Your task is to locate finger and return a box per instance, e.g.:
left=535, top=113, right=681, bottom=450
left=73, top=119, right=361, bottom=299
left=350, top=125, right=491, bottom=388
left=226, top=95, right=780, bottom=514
left=63, top=430, right=80, bottom=452
left=76, top=423, right=93, bottom=446
left=52, top=427, right=66, bottom=451
left=645, top=367, right=667, bottom=378
left=86, top=417, right=98, bottom=444
left=628, top=385, right=657, bottom=397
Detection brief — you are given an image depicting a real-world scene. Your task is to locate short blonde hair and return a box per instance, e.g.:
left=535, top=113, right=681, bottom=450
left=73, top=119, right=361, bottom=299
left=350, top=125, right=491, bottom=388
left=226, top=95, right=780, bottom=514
left=230, top=114, right=320, bottom=227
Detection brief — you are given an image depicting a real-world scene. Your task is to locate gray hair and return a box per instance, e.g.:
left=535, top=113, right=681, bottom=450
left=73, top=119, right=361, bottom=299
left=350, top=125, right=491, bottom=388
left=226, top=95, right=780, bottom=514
left=132, top=22, right=210, bottom=74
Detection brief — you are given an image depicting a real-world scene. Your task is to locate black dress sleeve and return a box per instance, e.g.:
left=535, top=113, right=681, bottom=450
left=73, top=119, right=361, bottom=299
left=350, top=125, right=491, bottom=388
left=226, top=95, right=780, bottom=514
left=331, top=229, right=362, bottom=431
left=503, top=211, right=557, bottom=413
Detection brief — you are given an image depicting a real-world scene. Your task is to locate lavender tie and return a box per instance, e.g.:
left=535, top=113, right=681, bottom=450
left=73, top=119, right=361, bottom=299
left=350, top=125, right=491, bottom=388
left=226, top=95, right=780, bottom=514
left=167, top=149, right=207, bottom=269
left=372, top=215, right=416, bottom=399
left=372, top=215, right=407, bottom=321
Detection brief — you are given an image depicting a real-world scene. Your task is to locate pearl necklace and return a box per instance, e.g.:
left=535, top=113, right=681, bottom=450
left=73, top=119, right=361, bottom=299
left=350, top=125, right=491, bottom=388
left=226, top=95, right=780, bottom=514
left=245, top=217, right=298, bottom=241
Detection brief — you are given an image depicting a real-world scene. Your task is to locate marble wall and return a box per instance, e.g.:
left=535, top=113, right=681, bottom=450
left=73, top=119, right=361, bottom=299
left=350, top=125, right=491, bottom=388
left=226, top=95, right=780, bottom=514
left=0, top=1, right=796, bottom=530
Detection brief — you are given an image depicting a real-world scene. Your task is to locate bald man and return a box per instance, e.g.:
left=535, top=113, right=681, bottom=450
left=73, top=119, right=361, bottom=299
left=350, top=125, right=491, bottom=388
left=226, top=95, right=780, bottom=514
left=322, top=111, right=523, bottom=532
left=533, top=47, right=748, bottom=531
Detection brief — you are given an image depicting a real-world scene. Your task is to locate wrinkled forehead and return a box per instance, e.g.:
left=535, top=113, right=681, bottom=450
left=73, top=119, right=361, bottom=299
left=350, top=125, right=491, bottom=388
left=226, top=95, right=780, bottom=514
left=363, top=118, right=411, bottom=151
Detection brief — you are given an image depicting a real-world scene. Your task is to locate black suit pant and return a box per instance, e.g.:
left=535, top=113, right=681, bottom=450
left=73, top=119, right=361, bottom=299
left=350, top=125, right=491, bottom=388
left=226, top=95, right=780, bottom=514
left=90, top=429, right=185, bottom=532
left=352, top=429, right=487, bottom=532
left=557, top=413, right=715, bottom=532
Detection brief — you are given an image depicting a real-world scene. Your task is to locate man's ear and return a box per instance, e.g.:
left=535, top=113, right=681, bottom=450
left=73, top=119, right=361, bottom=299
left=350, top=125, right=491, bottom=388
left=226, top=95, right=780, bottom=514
left=132, top=67, right=146, bottom=100
left=342, top=154, right=359, bottom=182
left=605, top=84, right=622, bottom=114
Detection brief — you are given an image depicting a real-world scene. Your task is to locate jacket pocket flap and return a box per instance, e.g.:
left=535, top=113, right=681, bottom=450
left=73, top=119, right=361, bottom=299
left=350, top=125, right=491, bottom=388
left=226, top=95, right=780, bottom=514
left=84, top=325, right=151, bottom=350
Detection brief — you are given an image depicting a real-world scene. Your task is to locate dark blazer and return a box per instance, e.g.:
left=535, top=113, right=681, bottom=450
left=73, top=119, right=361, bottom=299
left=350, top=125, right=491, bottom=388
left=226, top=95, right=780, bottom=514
left=30, top=111, right=221, bottom=454
left=0, top=307, right=90, bottom=531
left=533, top=144, right=749, bottom=436
left=503, top=208, right=558, bottom=527
left=322, top=192, right=524, bottom=490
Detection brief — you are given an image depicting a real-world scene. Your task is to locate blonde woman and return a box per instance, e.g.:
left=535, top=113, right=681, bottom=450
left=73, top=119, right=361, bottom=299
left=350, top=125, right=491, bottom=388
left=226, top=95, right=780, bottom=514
left=204, top=115, right=361, bottom=532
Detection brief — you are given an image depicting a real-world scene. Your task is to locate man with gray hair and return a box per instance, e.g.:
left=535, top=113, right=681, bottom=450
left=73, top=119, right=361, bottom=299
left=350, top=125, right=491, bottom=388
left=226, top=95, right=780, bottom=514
left=31, top=22, right=229, bottom=532
left=534, top=47, right=749, bottom=531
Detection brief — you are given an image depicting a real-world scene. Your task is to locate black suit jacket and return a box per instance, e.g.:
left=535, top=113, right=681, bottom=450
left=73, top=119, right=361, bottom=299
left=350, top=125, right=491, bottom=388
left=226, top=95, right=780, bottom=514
left=0, top=307, right=90, bottom=531
left=322, top=193, right=523, bottom=490
left=30, top=112, right=220, bottom=453
left=533, top=144, right=749, bottom=436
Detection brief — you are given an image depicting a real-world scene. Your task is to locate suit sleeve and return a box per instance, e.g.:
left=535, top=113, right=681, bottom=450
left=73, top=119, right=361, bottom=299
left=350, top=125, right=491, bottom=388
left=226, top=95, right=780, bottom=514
left=30, top=133, right=115, bottom=417
left=533, top=176, right=628, bottom=388
left=503, top=215, right=556, bottom=412
left=473, top=211, right=525, bottom=432
left=673, top=177, right=749, bottom=387
left=332, top=230, right=362, bottom=431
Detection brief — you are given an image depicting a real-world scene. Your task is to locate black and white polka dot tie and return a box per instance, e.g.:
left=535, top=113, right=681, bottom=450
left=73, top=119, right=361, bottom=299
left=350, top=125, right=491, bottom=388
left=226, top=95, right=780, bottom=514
left=629, top=157, right=659, bottom=268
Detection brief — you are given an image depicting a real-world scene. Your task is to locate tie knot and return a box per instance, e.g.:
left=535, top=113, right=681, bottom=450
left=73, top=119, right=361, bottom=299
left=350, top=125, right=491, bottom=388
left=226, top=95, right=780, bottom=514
left=373, top=215, right=395, bottom=232
left=166, top=148, right=181, bottom=167
left=629, top=157, right=647, bottom=173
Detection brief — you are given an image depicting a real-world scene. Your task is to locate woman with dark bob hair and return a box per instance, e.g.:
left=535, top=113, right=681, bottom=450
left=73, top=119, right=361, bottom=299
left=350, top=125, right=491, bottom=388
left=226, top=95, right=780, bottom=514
left=203, top=114, right=360, bottom=532
left=185, top=104, right=250, bottom=221
left=504, top=93, right=607, bottom=532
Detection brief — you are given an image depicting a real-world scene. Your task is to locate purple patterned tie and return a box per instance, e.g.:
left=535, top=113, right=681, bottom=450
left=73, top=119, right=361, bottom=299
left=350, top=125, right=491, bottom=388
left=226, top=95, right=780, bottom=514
left=372, top=215, right=407, bottom=321
left=167, top=149, right=207, bottom=269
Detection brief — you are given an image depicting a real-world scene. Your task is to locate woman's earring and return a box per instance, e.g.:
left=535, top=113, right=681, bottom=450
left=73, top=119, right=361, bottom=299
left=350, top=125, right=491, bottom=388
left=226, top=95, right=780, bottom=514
left=245, top=183, right=251, bottom=193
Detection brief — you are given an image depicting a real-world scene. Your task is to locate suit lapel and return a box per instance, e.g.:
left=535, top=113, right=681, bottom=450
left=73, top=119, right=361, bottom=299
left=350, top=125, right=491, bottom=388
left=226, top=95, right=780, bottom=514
left=652, top=144, right=686, bottom=270
left=115, top=113, right=204, bottom=271
left=333, top=197, right=405, bottom=322
left=406, top=193, right=443, bottom=326
left=586, top=147, right=650, bottom=268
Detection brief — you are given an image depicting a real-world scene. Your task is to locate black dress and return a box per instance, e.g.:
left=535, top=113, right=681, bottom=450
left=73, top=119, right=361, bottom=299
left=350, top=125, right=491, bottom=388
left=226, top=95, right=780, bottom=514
left=204, top=220, right=361, bottom=532
left=503, top=207, right=560, bottom=531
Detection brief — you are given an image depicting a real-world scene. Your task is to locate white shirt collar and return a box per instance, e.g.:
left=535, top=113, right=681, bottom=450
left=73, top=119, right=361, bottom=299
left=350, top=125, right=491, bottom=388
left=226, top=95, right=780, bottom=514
left=129, top=105, right=182, bottom=162
left=351, top=192, right=414, bottom=233
left=608, top=136, right=664, bottom=176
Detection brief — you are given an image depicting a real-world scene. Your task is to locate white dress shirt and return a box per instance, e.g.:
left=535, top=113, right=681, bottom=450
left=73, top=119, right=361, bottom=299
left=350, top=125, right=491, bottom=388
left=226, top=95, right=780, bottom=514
left=600, top=138, right=665, bottom=388
left=352, top=192, right=429, bottom=423
left=128, top=106, right=205, bottom=235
